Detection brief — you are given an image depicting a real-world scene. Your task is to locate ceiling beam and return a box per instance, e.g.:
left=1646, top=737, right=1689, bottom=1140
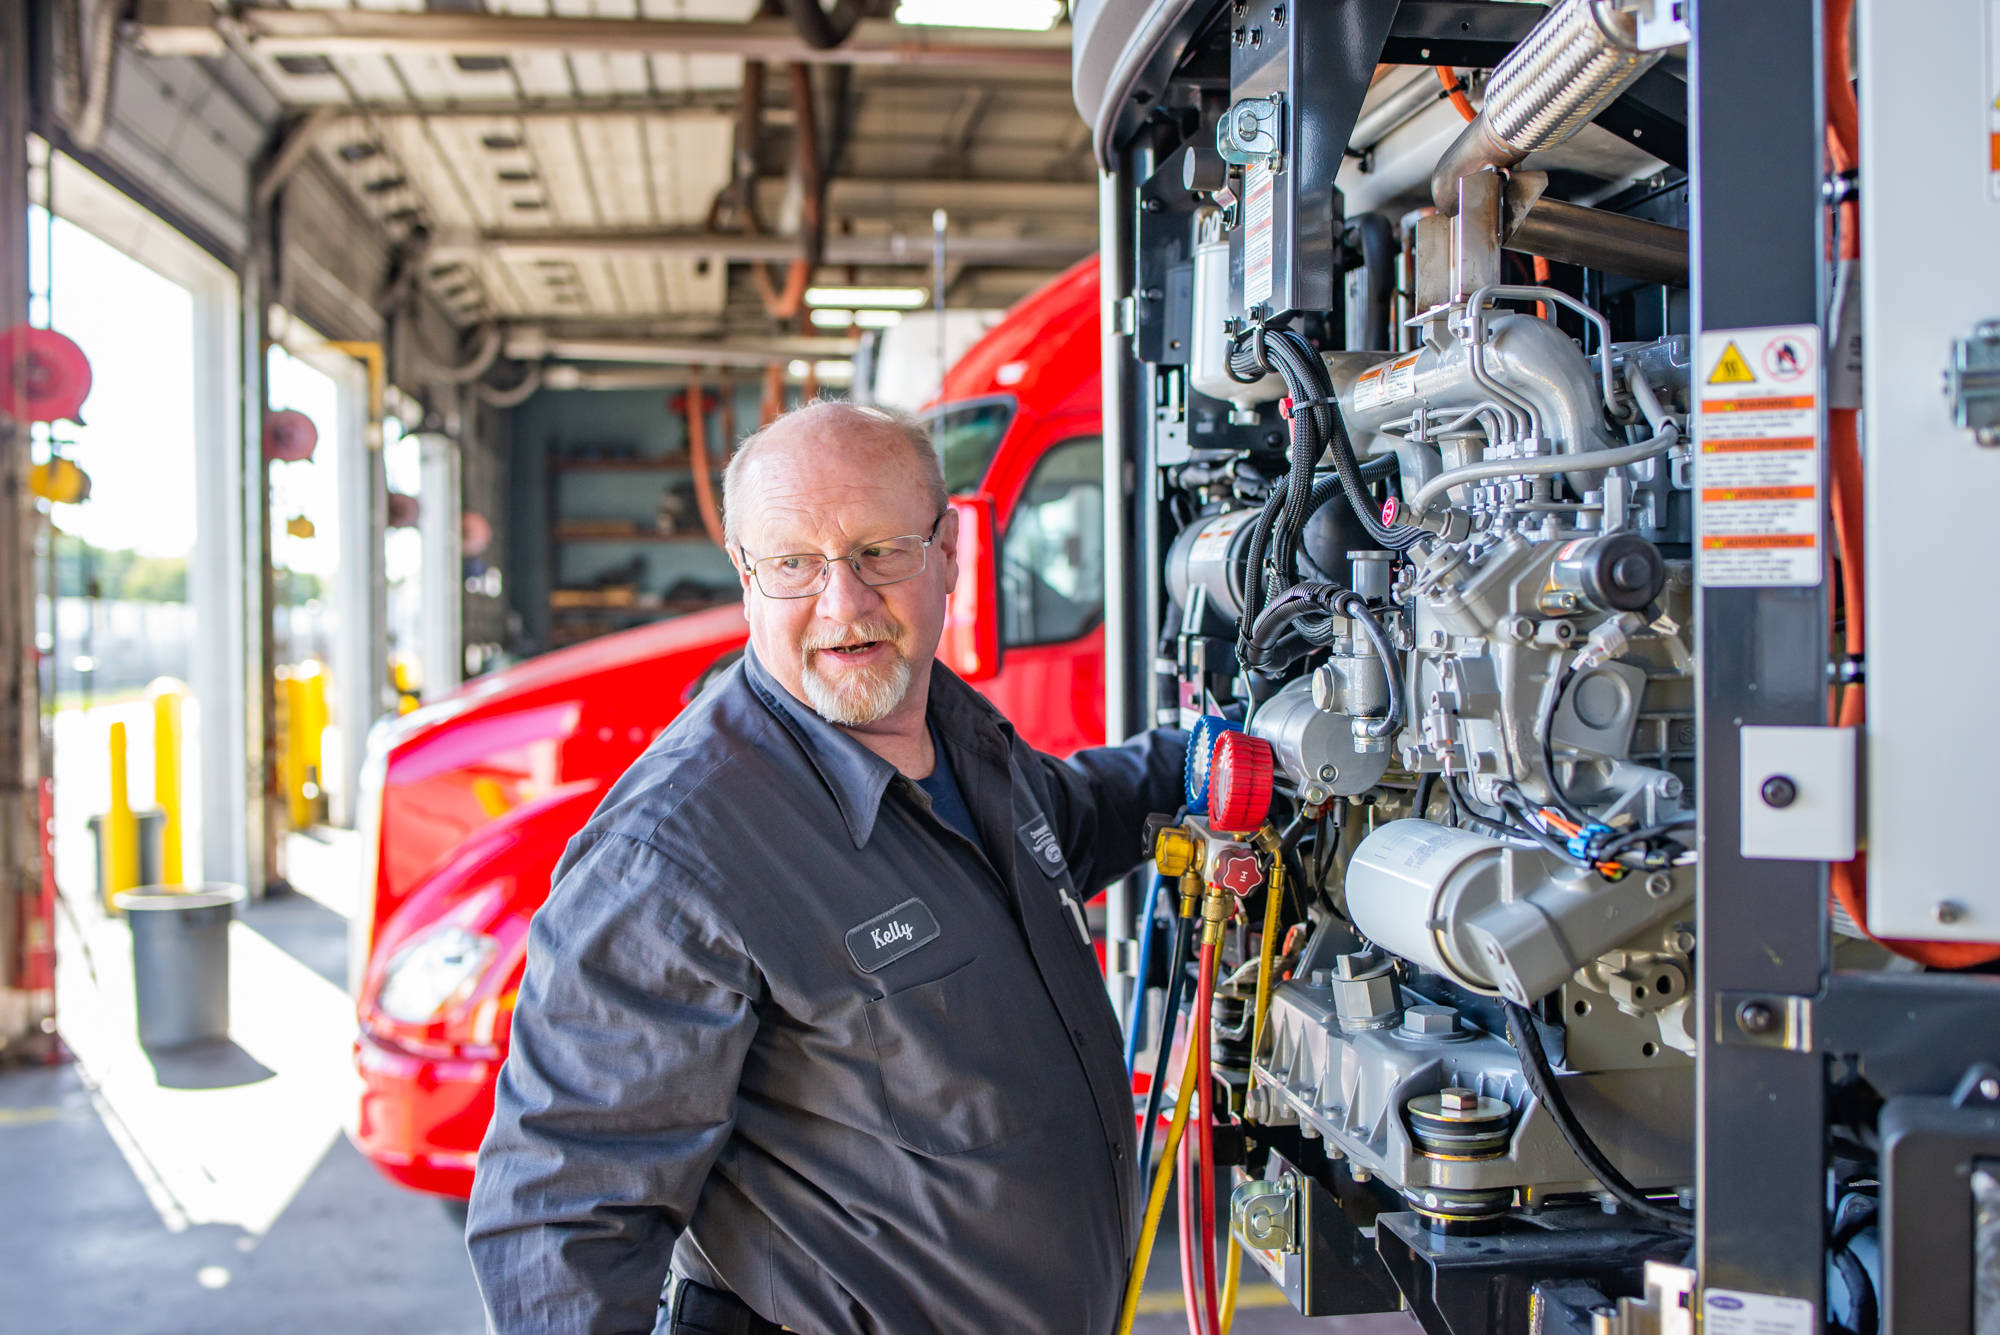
left=234, top=12, right=1072, bottom=69
left=445, top=228, right=1094, bottom=267
left=505, top=330, right=859, bottom=368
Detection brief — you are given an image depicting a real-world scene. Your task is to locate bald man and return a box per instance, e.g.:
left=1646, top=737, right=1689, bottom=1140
left=466, top=402, right=1185, bottom=1335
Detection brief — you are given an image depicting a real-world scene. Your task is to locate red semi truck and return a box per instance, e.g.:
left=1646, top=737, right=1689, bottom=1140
left=349, top=260, right=1107, bottom=1199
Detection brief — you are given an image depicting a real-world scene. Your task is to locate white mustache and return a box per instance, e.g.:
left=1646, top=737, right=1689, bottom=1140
left=801, top=621, right=902, bottom=653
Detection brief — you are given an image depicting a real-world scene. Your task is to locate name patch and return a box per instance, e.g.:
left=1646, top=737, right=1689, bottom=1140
left=1017, top=815, right=1068, bottom=877
left=845, top=897, right=941, bottom=973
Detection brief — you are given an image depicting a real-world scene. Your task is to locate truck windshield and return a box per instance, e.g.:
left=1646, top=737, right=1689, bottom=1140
left=926, top=399, right=1015, bottom=494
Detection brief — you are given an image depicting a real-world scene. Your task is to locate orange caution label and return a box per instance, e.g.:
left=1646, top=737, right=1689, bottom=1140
left=1703, top=437, right=1818, bottom=453
left=1702, top=485, right=1817, bottom=502
left=1703, top=396, right=1818, bottom=413
left=1702, top=534, right=1817, bottom=550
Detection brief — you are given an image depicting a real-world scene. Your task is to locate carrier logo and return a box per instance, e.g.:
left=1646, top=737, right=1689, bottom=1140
left=1018, top=815, right=1068, bottom=875
left=845, top=898, right=940, bottom=974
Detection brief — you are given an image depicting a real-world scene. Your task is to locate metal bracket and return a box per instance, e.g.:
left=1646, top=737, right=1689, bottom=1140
left=1945, top=320, right=2000, bottom=446
left=1714, top=991, right=1814, bottom=1051
left=1216, top=94, right=1282, bottom=169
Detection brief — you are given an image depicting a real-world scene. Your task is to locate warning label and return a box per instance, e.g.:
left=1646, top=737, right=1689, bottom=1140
left=1696, top=324, right=1823, bottom=588
left=1244, top=165, right=1274, bottom=310
left=1989, top=0, right=2000, bottom=200
left=1352, top=352, right=1420, bottom=412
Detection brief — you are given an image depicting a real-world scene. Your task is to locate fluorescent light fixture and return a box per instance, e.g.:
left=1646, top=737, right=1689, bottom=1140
left=805, top=286, right=929, bottom=309
left=893, top=0, right=1062, bottom=30
left=787, top=359, right=812, bottom=378
left=814, top=360, right=856, bottom=382
left=809, top=309, right=855, bottom=328
left=854, top=309, right=902, bottom=329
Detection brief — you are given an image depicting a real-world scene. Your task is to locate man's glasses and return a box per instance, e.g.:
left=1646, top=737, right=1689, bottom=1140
left=739, top=514, right=944, bottom=600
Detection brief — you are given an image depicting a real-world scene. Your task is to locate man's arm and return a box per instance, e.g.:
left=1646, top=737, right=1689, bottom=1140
left=467, top=831, right=760, bottom=1335
left=1033, top=726, right=1189, bottom=892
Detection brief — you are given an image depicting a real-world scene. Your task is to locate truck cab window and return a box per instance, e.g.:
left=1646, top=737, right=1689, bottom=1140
left=926, top=399, right=1016, bottom=495
left=1000, top=436, right=1103, bottom=648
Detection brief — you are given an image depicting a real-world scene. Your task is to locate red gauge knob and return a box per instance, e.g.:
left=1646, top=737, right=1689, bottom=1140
left=1211, top=848, right=1265, bottom=896
left=1208, top=731, right=1273, bottom=834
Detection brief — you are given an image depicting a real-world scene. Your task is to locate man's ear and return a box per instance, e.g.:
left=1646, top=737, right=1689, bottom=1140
left=936, top=504, right=962, bottom=590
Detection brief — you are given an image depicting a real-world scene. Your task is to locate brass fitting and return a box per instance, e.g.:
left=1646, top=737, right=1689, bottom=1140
left=1178, top=870, right=1203, bottom=920
left=1154, top=826, right=1199, bottom=878
left=1199, top=882, right=1232, bottom=946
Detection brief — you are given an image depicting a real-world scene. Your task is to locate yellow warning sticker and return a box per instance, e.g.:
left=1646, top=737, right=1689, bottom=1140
left=1697, top=324, right=1823, bottom=590
left=1706, top=341, right=1756, bottom=385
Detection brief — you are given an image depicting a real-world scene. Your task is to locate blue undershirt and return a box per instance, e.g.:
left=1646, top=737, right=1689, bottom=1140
left=914, top=725, right=985, bottom=854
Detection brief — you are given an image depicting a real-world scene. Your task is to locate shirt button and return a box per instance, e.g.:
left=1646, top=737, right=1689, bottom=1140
left=1072, top=1027, right=1084, bottom=1042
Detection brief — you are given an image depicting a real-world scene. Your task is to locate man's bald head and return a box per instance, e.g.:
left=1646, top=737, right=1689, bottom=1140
left=722, top=399, right=947, bottom=549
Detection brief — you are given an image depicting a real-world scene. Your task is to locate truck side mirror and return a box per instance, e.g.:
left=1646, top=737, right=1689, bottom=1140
left=940, top=494, right=1000, bottom=682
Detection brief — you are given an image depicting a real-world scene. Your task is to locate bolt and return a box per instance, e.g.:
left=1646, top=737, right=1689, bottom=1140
left=1439, top=1088, right=1477, bottom=1112
left=1318, top=763, right=1339, bottom=782
left=1645, top=872, right=1673, bottom=899
left=1403, top=1004, right=1458, bottom=1036
left=1737, top=1001, right=1777, bottom=1036
left=1333, top=951, right=1376, bottom=980
left=1935, top=900, right=1968, bottom=925
left=1310, top=969, right=1332, bottom=988
left=1760, top=774, right=1797, bottom=808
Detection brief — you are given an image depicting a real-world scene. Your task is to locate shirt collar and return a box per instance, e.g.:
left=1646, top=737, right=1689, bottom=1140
left=742, top=644, right=1013, bottom=851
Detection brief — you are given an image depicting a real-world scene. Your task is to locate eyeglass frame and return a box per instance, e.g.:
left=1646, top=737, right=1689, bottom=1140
left=736, top=511, right=947, bottom=600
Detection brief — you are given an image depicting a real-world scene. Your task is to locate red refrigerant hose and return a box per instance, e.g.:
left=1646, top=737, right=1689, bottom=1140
left=1194, top=941, right=1222, bottom=1335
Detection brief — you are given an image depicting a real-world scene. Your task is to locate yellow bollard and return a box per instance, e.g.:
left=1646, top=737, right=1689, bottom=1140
left=153, top=690, right=183, bottom=885
left=282, top=661, right=328, bottom=831
left=106, top=721, right=138, bottom=911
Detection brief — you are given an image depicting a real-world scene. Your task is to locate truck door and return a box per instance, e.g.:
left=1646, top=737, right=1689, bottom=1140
left=983, top=434, right=1105, bottom=756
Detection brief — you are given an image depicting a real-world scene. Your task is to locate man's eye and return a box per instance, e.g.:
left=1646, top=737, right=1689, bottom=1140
left=856, top=545, right=895, bottom=560
left=771, top=556, right=815, bottom=574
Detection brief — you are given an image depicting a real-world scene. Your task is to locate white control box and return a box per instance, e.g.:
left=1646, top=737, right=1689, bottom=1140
left=1859, top=0, right=2000, bottom=939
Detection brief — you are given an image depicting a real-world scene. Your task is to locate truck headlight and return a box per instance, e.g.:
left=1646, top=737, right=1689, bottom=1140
left=376, top=925, right=498, bottom=1023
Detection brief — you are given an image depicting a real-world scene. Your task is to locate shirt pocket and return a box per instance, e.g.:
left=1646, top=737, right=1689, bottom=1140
left=862, top=955, right=1036, bottom=1156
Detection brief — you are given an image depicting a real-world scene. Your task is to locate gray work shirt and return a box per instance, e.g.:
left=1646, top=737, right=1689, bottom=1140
left=466, top=647, right=1186, bottom=1335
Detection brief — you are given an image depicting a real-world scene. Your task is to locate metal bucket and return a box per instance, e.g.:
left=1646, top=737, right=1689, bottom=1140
left=111, top=884, right=246, bottom=1050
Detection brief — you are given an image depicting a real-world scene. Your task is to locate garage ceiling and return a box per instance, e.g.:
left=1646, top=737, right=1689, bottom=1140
left=216, top=1, right=1093, bottom=358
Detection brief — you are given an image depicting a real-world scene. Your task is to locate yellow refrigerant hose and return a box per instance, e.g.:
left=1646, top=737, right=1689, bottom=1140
left=1114, top=949, right=1207, bottom=1335
left=1117, top=827, right=1287, bottom=1335
left=1224, top=828, right=1288, bottom=1335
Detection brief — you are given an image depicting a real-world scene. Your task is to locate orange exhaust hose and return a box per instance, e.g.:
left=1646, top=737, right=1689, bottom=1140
left=1194, top=941, right=1222, bottom=1335
left=1437, top=65, right=1477, bottom=123
left=1532, top=256, right=1552, bottom=322
left=682, top=386, right=728, bottom=550
left=1115, top=959, right=1213, bottom=1335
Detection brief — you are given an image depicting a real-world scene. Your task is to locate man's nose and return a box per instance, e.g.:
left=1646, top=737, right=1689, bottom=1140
left=815, top=557, right=885, bottom=621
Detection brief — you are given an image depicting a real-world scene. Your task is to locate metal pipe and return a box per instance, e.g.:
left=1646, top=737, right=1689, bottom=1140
left=1348, top=68, right=1451, bottom=155
left=1431, top=0, right=1663, bottom=214
left=1504, top=197, right=1688, bottom=287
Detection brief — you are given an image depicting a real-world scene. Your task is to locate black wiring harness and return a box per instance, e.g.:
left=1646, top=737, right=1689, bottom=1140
left=1503, top=1001, right=1694, bottom=1234
left=1225, top=324, right=1422, bottom=672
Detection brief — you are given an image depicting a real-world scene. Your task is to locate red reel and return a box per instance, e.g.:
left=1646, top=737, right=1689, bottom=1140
left=264, top=408, right=319, bottom=462
left=1208, top=731, right=1274, bottom=834
left=0, top=325, right=92, bottom=424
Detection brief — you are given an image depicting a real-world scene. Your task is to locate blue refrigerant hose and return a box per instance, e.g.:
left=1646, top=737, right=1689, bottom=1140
left=1123, top=874, right=1168, bottom=1074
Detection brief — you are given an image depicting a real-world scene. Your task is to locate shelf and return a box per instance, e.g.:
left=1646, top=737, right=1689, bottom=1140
left=550, top=599, right=734, bottom=618
left=550, top=528, right=717, bottom=544
left=549, top=455, right=697, bottom=473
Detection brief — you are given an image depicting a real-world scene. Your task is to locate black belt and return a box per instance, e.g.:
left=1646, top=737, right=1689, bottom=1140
left=666, top=1277, right=786, bottom=1335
